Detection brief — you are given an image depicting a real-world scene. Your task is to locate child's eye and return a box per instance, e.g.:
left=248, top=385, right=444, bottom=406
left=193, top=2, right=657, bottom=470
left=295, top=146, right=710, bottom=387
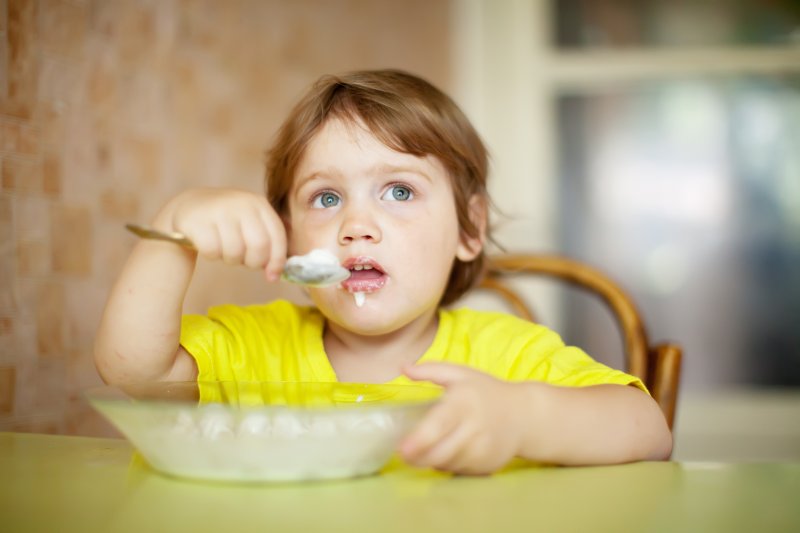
left=312, top=191, right=341, bottom=208
left=381, top=185, right=413, bottom=202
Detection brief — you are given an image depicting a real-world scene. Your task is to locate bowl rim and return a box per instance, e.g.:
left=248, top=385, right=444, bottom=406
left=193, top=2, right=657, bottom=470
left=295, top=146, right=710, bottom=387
left=84, top=380, right=443, bottom=413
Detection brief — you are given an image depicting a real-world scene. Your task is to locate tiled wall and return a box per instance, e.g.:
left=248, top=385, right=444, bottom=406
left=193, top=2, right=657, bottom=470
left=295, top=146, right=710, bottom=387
left=0, top=0, right=452, bottom=436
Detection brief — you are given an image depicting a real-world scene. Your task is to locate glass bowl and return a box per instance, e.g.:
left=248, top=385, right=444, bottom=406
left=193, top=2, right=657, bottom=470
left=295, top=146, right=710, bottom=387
left=86, top=380, right=441, bottom=483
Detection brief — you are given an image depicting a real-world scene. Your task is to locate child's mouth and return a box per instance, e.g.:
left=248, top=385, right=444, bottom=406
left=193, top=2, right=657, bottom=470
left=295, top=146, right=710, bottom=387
left=340, top=257, right=387, bottom=293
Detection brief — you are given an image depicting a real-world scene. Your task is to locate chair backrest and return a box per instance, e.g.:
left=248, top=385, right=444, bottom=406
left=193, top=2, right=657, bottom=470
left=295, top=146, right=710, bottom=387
left=478, top=254, right=682, bottom=430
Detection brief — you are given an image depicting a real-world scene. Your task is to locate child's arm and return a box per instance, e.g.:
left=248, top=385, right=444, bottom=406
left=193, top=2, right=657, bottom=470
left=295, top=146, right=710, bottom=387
left=401, top=363, right=672, bottom=474
left=94, top=188, right=286, bottom=385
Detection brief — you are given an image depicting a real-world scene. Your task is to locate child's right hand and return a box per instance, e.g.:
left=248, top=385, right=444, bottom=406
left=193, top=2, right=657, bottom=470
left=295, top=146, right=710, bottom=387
left=153, top=188, right=288, bottom=281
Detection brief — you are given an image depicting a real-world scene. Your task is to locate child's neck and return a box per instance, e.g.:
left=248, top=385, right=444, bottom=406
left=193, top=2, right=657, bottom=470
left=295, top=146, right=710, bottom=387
left=322, top=309, right=439, bottom=383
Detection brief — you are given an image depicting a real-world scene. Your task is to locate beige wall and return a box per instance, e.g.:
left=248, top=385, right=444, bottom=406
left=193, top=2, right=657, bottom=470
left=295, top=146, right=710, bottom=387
left=0, top=0, right=453, bottom=435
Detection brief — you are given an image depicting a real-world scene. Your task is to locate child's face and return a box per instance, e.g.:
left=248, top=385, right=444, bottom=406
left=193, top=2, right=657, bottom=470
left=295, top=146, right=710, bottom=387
left=286, top=118, right=480, bottom=335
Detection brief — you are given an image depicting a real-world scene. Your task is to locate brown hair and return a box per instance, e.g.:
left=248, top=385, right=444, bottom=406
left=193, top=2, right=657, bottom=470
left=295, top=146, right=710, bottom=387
left=265, top=69, right=489, bottom=306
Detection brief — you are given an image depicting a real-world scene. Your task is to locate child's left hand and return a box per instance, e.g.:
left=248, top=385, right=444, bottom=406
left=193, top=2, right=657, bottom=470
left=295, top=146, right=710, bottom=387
left=400, top=363, right=529, bottom=475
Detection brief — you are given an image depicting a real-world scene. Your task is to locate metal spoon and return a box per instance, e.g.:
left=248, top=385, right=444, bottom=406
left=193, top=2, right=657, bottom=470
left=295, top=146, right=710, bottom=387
left=125, top=223, right=350, bottom=287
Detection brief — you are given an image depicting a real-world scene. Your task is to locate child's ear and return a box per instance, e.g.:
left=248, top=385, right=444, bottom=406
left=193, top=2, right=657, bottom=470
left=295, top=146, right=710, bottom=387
left=456, top=194, right=487, bottom=262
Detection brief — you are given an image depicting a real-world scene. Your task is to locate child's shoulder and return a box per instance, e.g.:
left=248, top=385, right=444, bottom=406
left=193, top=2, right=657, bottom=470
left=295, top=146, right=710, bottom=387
left=432, top=307, right=571, bottom=378
left=439, top=307, right=561, bottom=345
left=441, top=306, right=552, bottom=339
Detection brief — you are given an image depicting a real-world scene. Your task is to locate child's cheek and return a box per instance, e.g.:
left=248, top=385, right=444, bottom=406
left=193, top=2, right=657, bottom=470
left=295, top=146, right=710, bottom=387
left=291, top=210, right=327, bottom=237
left=383, top=200, right=425, bottom=221
left=291, top=212, right=340, bottom=249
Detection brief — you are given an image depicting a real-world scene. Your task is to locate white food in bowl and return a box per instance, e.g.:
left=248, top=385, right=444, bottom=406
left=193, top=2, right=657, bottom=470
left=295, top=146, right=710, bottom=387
left=87, top=381, right=439, bottom=483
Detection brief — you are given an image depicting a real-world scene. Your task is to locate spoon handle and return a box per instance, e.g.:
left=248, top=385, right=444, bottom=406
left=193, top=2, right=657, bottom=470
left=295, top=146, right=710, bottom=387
left=125, top=224, right=197, bottom=250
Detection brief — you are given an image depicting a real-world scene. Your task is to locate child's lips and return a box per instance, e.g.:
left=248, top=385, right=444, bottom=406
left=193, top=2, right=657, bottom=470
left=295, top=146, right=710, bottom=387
left=341, top=256, right=387, bottom=292
left=342, top=276, right=386, bottom=292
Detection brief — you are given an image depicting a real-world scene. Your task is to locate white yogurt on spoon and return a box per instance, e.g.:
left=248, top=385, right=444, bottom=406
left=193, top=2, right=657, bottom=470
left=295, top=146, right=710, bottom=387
left=281, top=249, right=350, bottom=287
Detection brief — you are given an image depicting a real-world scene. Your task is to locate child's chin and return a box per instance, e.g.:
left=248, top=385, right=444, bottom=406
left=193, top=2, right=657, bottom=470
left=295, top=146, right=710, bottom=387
left=339, top=310, right=402, bottom=336
left=347, top=322, right=401, bottom=337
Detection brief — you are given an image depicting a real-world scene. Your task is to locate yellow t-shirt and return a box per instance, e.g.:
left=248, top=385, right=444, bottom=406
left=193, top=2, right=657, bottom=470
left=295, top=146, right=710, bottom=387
left=180, top=299, right=645, bottom=392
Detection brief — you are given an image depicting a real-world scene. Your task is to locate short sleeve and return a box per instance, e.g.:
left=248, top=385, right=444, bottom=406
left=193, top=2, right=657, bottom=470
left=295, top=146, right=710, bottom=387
left=178, top=301, right=331, bottom=385
left=180, top=313, right=235, bottom=382
left=534, top=344, right=648, bottom=393
left=437, top=309, right=648, bottom=394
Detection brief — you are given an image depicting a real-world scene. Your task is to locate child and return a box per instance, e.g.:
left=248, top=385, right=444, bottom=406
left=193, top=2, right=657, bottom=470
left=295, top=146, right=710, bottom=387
left=95, top=69, right=672, bottom=474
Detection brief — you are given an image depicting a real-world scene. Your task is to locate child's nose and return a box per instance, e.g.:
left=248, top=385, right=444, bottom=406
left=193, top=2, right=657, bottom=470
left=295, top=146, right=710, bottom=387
left=338, top=207, right=382, bottom=244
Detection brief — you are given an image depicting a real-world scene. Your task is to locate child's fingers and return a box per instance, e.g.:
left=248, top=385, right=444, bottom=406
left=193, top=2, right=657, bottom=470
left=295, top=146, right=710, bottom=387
left=190, top=224, right=222, bottom=261
left=439, top=434, right=498, bottom=475
left=403, top=362, right=477, bottom=387
left=259, top=208, right=287, bottom=282
left=415, top=423, right=505, bottom=475
left=218, top=220, right=246, bottom=265
left=411, top=422, right=474, bottom=470
left=241, top=216, right=272, bottom=269
left=400, top=401, right=459, bottom=461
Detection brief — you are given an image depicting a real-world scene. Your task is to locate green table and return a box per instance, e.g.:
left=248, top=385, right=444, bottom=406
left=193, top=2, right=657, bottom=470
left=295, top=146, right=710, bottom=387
left=1, top=432, right=798, bottom=532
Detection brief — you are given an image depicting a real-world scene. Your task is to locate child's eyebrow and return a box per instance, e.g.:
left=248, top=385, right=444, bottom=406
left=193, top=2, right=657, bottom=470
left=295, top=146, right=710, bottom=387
left=296, top=164, right=433, bottom=190
left=373, top=163, right=433, bottom=183
left=294, top=171, right=332, bottom=191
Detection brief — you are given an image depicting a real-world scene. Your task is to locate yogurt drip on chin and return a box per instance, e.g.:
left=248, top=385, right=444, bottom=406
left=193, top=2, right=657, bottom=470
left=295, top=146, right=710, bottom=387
left=353, top=292, right=366, bottom=308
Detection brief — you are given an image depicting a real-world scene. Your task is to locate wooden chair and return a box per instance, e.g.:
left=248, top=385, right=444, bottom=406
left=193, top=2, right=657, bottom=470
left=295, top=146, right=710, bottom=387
left=479, top=254, right=682, bottom=430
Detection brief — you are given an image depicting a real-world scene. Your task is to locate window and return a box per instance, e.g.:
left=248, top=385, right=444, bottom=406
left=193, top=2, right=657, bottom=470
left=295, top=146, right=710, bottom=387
left=454, top=0, right=800, bottom=389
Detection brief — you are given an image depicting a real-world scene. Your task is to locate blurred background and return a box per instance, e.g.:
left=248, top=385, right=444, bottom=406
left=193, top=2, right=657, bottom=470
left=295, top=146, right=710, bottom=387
left=1, top=0, right=799, bottom=460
